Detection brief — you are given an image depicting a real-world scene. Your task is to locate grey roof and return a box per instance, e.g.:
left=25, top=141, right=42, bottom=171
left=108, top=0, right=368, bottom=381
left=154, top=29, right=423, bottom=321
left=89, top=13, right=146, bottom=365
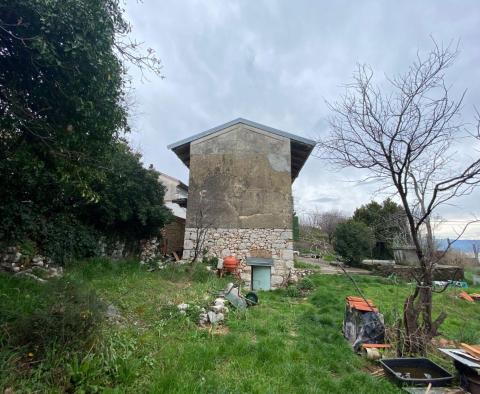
left=168, top=118, right=315, bottom=181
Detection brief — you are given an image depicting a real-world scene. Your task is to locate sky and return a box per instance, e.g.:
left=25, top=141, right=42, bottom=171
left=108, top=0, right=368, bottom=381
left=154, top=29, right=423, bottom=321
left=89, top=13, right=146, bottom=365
left=123, top=0, right=480, bottom=239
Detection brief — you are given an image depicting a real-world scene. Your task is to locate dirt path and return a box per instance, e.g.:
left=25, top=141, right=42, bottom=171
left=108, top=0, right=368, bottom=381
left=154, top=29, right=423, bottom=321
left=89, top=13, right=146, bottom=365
left=299, top=257, right=371, bottom=276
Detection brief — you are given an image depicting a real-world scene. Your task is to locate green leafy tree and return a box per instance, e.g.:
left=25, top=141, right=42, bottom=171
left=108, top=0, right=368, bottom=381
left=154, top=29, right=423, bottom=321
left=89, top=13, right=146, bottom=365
left=353, top=198, right=407, bottom=259
left=334, top=220, right=374, bottom=265
left=83, top=143, right=173, bottom=243
left=0, top=0, right=167, bottom=261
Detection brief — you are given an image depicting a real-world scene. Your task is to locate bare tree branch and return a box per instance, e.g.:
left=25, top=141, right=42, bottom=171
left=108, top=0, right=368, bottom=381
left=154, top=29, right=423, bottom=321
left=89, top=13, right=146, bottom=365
left=317, top=39, right=480, bottom=354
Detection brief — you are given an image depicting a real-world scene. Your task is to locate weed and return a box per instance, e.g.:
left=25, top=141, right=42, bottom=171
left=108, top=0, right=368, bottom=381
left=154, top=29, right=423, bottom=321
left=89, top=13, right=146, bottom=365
left=298, top=277, right=314, bottom=291
left=286, top=285, right=301, bottom=297
left=294, top=260, right=318, bottom=269
left=10, top=258, right=480, bottom=392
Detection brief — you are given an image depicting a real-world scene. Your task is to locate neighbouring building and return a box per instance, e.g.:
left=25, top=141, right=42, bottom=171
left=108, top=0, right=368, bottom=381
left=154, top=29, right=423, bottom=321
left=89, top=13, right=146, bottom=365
left=158, top=172, right=188, bottom=256
left=168, top=118, right=314, bottom=289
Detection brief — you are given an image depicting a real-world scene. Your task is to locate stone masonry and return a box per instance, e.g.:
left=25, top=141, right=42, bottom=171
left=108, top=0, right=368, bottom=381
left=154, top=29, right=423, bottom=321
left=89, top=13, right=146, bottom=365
left=169, top=119, right=315, bottom=289
left=183, top=227, right=294, bottom=288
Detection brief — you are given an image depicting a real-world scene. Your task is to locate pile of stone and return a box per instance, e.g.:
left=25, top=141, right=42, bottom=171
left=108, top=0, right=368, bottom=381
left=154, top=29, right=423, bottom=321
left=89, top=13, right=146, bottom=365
left=198, top=297, right=228, bottom=326
left=139, top=237, right=163, bottom=264
left=1, top=246, right=63, bottom=281
left=287, top=268, right=314, bottom=284
left=296, top=269, right=315, bottom=278
left=1, top=246, right=22, bottom=273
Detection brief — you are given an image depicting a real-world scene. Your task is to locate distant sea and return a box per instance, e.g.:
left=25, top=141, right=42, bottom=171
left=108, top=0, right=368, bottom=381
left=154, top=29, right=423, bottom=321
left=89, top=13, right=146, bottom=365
left=437, top=239, right=480, bottom=254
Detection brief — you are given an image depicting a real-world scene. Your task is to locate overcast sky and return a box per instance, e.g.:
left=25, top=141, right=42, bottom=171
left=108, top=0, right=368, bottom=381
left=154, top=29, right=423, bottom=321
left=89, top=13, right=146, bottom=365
left=124, top=0, right=480, bottom=238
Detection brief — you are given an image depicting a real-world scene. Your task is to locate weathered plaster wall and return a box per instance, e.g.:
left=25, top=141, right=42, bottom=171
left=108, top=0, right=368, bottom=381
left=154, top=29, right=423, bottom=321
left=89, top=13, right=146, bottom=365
left=186, top=124, right=293, bottom=229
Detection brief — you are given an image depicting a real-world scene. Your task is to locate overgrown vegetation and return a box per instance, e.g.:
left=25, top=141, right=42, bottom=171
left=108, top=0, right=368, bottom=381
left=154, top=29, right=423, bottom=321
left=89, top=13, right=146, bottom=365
left=0, top=0, right=170, bottom=262
left=353, top=199, right=407, bottom=259
left=0, top=260, right=375, bottom=392
left=334, top=219, right=374, bottom=265
left=3, top=260, right=479, bottom=392
left=298, top=209, right=345, bottom=256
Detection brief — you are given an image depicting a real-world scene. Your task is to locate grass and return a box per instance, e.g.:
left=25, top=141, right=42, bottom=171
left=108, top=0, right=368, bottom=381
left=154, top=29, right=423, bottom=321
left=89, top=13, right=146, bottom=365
left=293, top=260, right=320, bottom=269
left=1, top=259, right=479, bottom=393
left=323, top=254, right=337, bottom=262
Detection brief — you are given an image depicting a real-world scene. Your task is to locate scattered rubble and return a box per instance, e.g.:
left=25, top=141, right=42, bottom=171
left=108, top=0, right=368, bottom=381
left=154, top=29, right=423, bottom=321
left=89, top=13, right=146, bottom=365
left=176, top=291, right=231, bottom=327
left=287, top=268, right=315, bottom=285
left=1, top=246, right=64, bottom=281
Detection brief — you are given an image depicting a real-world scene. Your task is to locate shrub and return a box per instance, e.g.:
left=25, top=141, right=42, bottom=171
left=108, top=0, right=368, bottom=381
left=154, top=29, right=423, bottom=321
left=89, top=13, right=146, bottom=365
left=17, top=239, right=37, bottom=258
left=4, top=278, right=105, bottom=358
left=334, top=219, right=374, bottom=265
left=298, top=277, right=314, bottom=291
left=286, top=285, right=300, bottom=298
left=40, top=214, right=100, bottom=265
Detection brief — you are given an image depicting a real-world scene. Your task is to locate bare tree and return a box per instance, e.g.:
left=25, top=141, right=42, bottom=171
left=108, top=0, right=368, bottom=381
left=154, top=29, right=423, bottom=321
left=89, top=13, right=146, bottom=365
left=473, top=243, right=479, bottom=263
left=319, top=41, right=480, bottom=354
left=189, top=192, right=213, bottom=263
left=300, top=209, right=346, bottom=253
left=318, top=209, right=347, bottom=244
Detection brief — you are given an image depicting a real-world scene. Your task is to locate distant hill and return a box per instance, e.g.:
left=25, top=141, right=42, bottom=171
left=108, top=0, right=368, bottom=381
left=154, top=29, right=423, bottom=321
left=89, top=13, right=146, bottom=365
left=437, top=239, right=480, bottom=254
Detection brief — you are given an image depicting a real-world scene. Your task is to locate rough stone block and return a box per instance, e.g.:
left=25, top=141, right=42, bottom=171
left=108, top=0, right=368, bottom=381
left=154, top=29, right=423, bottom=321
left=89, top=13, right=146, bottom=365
left=281, top=249, right=294, bottom=261
left=183, top=239, right=194, bottom=250
left=271, top=275, right=284, bottom=287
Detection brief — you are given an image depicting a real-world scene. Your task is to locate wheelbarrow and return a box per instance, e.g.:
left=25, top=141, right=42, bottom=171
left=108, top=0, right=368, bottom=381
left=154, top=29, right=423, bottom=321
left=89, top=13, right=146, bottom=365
left=212, top=283, right=258, bottom=310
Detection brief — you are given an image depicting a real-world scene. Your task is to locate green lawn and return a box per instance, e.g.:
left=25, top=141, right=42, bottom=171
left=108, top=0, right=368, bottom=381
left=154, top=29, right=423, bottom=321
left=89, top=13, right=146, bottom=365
left=1, top=260, right=479, bottom=393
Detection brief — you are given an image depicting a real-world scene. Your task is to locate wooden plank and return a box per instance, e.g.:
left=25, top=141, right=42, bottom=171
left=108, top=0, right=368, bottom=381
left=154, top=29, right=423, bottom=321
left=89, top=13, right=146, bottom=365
left=460, top=343, right=480, bottom=359
left=459, top=291, right=475, bottom=302
left=361, top=343, right=391, bottom=349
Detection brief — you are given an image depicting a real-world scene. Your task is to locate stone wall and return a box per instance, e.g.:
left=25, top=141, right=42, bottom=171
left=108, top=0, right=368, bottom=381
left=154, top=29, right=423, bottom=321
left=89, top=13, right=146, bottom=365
left=183, top=227, right=294, bottom=288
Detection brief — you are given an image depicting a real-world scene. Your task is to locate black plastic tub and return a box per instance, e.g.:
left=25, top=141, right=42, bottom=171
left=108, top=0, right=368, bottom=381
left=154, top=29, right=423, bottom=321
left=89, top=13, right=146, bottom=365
left=380, top=358, right=453, bottom=387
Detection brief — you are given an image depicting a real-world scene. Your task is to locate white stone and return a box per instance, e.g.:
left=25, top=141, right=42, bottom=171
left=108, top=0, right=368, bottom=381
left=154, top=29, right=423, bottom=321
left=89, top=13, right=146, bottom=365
left=177, top=303, right=189, bottom=311
left=211, top=305, right=224, bottom=313
left=271, top=275, right=284, bottom=287
left=281, top=249, right=294, bottom=261
left=207, top=311, right=224, bottom=324
left=184, top=239, right=194, bottom=250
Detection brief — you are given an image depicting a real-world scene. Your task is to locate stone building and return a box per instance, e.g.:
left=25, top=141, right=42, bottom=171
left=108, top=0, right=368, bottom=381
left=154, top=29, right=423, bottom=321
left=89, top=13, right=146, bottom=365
left=168, top=118, right=314, bottom=289
left=158, top=172, right=188, bottom=256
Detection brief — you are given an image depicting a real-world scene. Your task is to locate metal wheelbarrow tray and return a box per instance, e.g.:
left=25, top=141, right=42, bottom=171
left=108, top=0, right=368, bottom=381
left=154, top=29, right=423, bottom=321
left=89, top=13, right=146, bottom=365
left=380, top=358, right=454, bottom=387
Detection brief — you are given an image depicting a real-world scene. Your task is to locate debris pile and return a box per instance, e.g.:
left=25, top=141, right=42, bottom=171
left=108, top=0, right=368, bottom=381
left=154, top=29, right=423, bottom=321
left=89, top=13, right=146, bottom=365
left=176, top=283, right=257, bottom=327
left=198, top=297, right=228, bottom=326
left=1, top=246, right=63, bottom=281
left=139, top=237, right=163, bottom=264
left=286, top=268, right=315, bottom=285
left=343, top=296, right=386, bottom=352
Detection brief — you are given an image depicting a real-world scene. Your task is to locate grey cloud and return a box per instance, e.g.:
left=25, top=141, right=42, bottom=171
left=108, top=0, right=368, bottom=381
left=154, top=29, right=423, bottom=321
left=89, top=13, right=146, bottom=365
left=308, top=196, right=338, bottom=204
left=124, top=0, right=480, bottom=238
